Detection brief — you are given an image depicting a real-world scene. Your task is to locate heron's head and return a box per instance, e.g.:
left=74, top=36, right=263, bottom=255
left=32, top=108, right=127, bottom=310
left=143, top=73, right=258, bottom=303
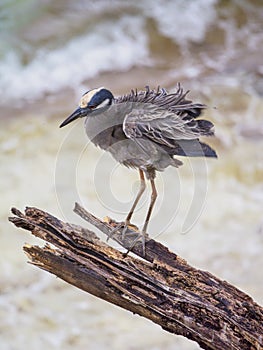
left=60, top=87, right=114, bottom=128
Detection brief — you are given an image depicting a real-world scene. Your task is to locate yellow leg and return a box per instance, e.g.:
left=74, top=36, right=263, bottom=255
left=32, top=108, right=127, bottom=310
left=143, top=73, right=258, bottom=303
left=125, top=169, right=146, bottom=225
left=125, top=178, right=157, bottom=256
left=107, top=169, right=146, bottom=241
left=142, top=178, right=157, bottom=234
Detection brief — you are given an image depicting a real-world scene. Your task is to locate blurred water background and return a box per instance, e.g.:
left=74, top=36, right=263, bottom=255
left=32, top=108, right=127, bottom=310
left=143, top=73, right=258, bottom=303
left=1, top=1, right=263, bottom=349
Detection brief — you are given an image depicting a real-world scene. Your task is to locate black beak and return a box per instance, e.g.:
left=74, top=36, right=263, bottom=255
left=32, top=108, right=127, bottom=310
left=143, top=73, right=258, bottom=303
left=59, top=107, right=91, bottom=128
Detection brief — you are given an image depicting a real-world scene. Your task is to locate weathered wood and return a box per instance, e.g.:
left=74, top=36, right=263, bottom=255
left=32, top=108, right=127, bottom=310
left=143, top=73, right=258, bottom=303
left=9, top=205, right=263, bottom=350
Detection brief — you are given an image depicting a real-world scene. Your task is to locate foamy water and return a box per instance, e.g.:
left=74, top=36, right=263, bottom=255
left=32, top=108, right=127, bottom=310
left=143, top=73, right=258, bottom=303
left=0, top=15, right=149, bottom=103
left=1, top=0, right=262, bottom=105
left=1, top=1, right=263, bottom=350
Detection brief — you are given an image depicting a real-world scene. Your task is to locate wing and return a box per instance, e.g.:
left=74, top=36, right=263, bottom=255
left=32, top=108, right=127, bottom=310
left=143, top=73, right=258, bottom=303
left=115, top=84, right=205, bottom=118
left=119, top=85, right=216, bottom=157
left=123, top=107, right=215, bottom=149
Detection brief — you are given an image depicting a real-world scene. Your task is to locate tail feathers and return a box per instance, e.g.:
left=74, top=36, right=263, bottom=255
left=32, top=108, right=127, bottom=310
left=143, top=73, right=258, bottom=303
left=182, top=116, right=215, bottom=137
left=186, top=106, right=203, bottom=118
left=174, top=140, right=217, bottom=158
left=197, top=119, right=215, bottom=136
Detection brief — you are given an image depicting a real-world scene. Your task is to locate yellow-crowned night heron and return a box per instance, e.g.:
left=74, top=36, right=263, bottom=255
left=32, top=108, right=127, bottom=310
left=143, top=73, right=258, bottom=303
left=60, top=85, right=217, bottom=253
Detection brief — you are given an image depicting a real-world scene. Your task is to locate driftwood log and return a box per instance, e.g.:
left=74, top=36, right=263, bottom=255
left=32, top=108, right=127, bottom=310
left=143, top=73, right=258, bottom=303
left=9, top=204, right=263, bottom=350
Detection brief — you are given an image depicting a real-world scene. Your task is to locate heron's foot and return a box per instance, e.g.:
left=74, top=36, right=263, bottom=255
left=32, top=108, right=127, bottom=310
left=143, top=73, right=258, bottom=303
left=123, top=230, right=148, bottom=257
left=106, top=219, right=139, bottom=242
left=104, top=217, right=146, bottom=255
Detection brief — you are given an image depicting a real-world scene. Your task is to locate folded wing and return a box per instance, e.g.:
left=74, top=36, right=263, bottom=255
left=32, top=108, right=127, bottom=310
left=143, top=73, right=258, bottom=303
left=123, top=107, right=217, bottom=158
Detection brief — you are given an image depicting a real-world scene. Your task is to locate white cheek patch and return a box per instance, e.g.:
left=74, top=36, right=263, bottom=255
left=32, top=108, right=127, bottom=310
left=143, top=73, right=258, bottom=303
left=79, top=87, right=105, bottom=108
left=96, top=98, right=110, bottom=109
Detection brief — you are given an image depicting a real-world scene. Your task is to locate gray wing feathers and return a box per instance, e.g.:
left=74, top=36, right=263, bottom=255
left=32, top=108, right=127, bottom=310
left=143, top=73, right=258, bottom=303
left=116, top=84, right=204, bottom=117
left=123, top=108, right=214, bottom=147
left=118, top=84, right=215, bottom=145
left=120, top=85, right=216, bottom=157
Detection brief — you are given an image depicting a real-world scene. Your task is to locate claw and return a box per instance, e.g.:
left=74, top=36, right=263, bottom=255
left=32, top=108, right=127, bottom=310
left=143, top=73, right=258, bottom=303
left=106, top=221, right=125, bottom=242
left=124, top=231, right=147, bottom=257
left=105, top=217, right=146, bottom=256
left=121, top=225, right=128, bottom=240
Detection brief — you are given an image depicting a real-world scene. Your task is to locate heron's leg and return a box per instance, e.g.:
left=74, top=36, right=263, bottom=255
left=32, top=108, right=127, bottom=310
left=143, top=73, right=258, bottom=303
left=125, top=169, right=146, bottom=225
left=107, top=169, right=146, bottom=241
left=142, top=178, right=157, bottom=234
left=126, top=178, right=157, bottom=256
